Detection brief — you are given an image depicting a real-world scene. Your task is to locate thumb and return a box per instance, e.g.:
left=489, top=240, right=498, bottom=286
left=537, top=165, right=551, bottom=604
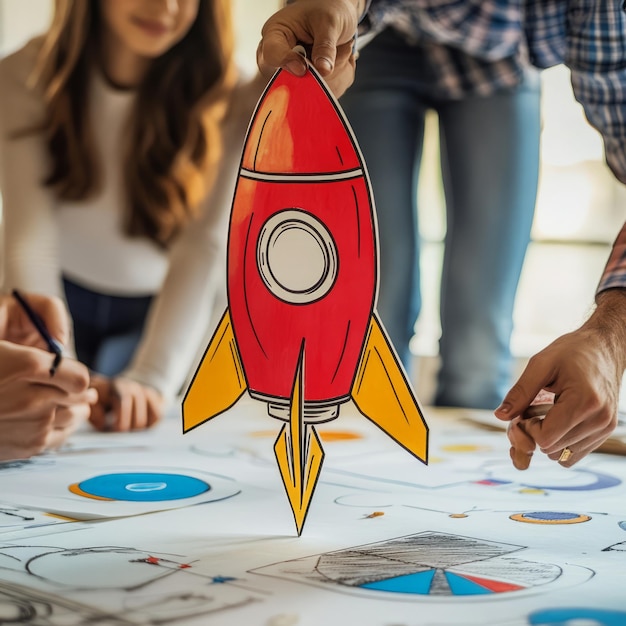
left=495, top=359, right=551, bottom=421
left=29, top=294, right=70, bottom=347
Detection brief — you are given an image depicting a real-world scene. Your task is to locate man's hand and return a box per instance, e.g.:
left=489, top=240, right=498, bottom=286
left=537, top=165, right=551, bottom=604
left=257, top=0, right=361, bottom=96
left=0, top=341, right=96, bottom=460
left=89, top=375, right=163, bottom=432
left=495, top=289, right=626, bottom=468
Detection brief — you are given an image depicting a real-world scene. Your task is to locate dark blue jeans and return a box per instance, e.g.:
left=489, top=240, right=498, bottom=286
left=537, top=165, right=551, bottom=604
left=341, top=29, right=541, bottom=409
left=63, top=278, right=153, bottom=376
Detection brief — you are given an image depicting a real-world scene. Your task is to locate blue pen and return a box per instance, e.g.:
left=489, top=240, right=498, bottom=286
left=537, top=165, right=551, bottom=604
left=12, top=289, right=64, bottom=376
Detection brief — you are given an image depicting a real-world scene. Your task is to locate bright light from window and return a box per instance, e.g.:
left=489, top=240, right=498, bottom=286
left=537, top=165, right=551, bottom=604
left=540, top=66, right=604, bottom=166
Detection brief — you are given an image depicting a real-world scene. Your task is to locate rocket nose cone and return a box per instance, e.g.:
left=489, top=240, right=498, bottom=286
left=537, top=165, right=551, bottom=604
left=241, top=67, right=361, bottom=175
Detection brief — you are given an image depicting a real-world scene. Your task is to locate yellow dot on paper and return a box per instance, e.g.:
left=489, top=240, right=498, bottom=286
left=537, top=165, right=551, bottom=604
left=519, top=488, right=547, bottom=495
left=441, top=444, right=491, bottom=453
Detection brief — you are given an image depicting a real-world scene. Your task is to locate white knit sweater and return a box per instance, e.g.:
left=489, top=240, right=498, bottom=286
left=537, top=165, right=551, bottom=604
left=0, top=37, right=265, bottom=400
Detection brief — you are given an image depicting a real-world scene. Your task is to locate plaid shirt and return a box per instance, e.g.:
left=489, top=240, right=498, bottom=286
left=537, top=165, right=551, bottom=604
left=362, top=0, right=626, bottom=293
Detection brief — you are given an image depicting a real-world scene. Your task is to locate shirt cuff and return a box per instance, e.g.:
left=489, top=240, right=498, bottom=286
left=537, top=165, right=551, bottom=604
left=597, top=223, right=626, bottom=295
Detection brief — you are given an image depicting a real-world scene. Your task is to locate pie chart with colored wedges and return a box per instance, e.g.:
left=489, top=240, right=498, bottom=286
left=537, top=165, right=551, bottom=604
left=361, top=567, right=528, bottom=595
left=318, top=532, right=562, bottom=596
left=253, top=531, right=589, bottom=598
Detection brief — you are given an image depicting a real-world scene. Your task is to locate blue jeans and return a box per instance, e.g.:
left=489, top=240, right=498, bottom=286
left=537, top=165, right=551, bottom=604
left=341, top=29, right=541, bottom=409
left=63, top=278, right=153, bottom=376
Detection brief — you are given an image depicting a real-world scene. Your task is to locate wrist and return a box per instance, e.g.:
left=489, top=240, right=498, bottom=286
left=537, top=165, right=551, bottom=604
left=286, top=0, right=366, bottom=20
left=343, top=0, right=368, bottom=20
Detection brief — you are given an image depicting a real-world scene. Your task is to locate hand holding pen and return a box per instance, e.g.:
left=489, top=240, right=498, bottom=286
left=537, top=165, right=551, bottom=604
left=0, top=291, right=97, bottom=460
left=10, top=290, right=64, bottom=375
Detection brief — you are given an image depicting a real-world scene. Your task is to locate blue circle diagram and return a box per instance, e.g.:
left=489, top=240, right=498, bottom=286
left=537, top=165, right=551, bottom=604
left=510, top=511, right=591, bottom=525
left=529, top=607, right=626, bottom=626
left=73, top=473, right=210, bottom=501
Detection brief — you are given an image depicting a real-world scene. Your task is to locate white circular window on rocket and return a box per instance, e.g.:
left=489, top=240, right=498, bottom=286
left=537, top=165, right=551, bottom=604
left=257, top=209, right=338, bottom=304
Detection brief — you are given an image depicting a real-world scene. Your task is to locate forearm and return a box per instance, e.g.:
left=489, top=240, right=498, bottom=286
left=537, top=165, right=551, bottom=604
left=585, top=288, right=626, bottom=375
left=593, top=225, right=626, bottom=372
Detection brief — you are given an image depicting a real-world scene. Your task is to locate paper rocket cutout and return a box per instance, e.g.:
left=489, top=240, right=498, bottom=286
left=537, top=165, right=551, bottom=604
left=183, top=62, right=429, bottom=534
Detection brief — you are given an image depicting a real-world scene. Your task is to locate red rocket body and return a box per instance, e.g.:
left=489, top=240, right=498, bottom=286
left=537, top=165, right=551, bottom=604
left=227, top=68, right=376, bottom=407
left=182, top=66, right=429, bottom=535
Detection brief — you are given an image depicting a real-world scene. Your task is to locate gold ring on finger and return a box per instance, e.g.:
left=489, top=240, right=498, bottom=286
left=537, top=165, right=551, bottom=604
left=558, top=447, right=572, bottom=463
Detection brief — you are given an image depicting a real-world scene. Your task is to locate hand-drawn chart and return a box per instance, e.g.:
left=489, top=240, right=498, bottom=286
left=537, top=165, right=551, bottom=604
left=252, top=531, right=592, bottom=600
left=0, top=543, right=267, bottom=624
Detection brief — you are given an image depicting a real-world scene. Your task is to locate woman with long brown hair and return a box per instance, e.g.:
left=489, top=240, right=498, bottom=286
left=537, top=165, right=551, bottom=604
left=0, top=0, right=264, bottom=431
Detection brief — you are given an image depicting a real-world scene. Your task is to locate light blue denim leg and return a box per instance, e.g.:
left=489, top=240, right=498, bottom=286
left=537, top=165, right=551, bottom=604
left=340, top=54, right=427, bottom=372
left=341, top=28, right=541, bottom=406
left=94, top=329, right=145, bottom=377
left=435, top=74, right=541, bottom=409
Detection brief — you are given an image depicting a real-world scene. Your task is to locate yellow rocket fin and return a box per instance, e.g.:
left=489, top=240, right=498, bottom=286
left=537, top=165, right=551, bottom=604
left=274, top=344, right=325, bottom=535
left=182, top=310, right=247, bottom=433
left=351, top=313, right=429, bottom=463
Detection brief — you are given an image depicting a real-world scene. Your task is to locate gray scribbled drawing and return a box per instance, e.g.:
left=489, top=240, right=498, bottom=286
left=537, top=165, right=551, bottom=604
left=0, top=458, right=55, bottom=472
left=603, top=541, right=626, bottom=552
left=0, top=544, right=265, bottom=624
left=0, top=505, right=73, bottom=536
left=252, top=531, right=592, bottom=601
left=0, top=505, right=36, bottom=525
left=0, top=580, right=131, bottom=626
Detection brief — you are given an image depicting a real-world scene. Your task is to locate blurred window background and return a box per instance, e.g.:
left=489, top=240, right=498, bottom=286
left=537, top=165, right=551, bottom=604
left=1, top=0, right=624, bottom=403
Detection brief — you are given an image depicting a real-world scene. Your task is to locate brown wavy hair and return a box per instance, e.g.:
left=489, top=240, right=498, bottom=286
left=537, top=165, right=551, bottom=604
left=33, top=0, right=237, bottom=247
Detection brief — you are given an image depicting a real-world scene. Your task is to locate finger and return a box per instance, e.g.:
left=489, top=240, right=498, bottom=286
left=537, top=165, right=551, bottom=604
left=88, top=400, right=109, bottom=431
left=52, top=403, right=90, bottom=433
left=90, top=374, right=113, bottom=399
left=131, top=391, right=148, bottom=431
left=55, top=387, right=98, bottom=408
left=46, top=406, right=90, bottom=451
left=24, top=293, right=70, bottom=347
left=573, top=425, right=617, bottom=462
left=507, top=417, right=538, bottom=470
left=540, top=414, right=615, bottom=459
left=4, top=408, right=57, bottom=459
left=146, top=391, right=164, bottom=428
left=24, top=354, right=91, bottom=395
left=324, top=41, right=356, bottom=96
left=332, top=39, right=354, bottom=68
left=258, top=29, right=305, bottom=76
left=495, top=355, right=555, bottom=421
left=546, top=425, right=615, bottom=467
left=523, top=392, right=608, bottom=456
left=113, top=385, right=133, bottom=432
left=12, top=383, right=96, bottom=417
